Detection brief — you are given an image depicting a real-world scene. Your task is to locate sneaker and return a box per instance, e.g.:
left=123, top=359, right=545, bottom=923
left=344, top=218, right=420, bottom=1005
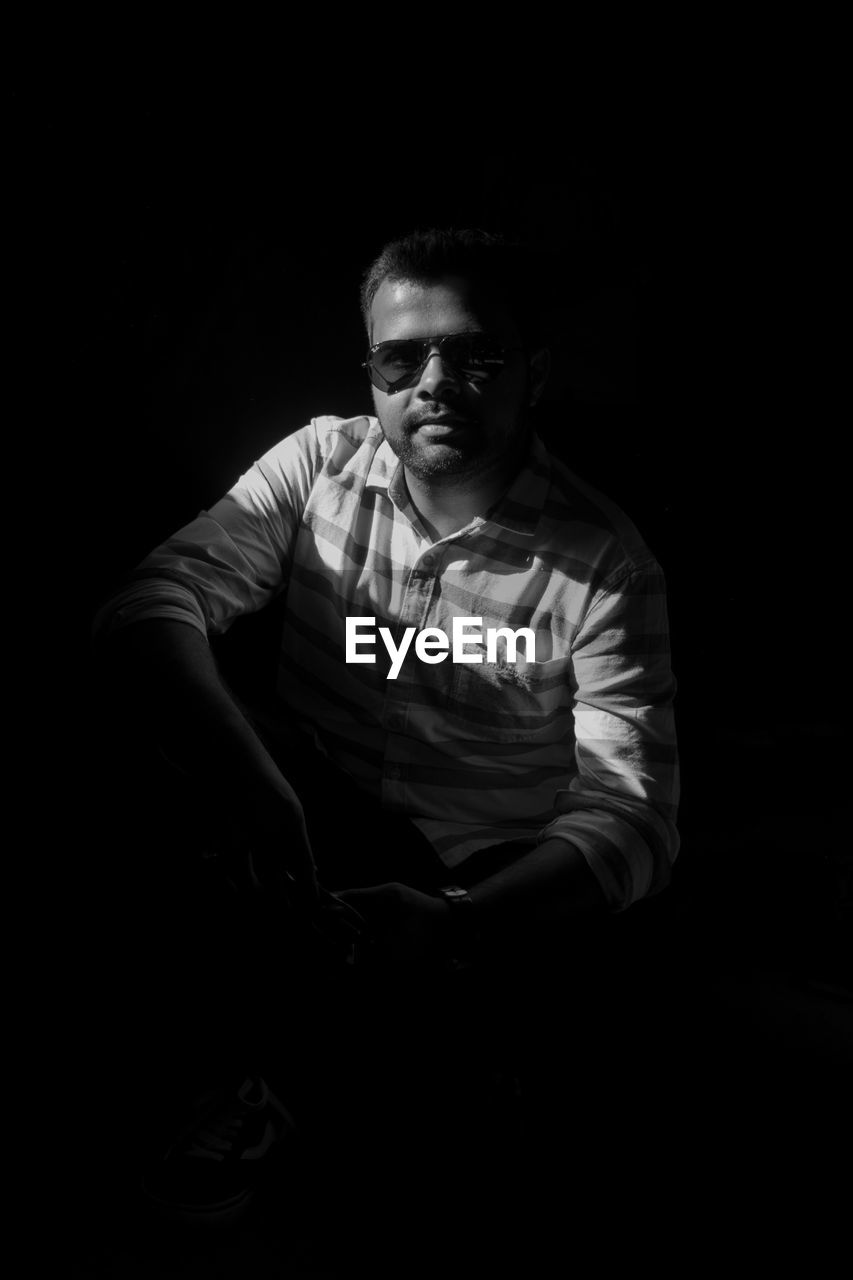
left=141, top=1075, right=296, bottom=1226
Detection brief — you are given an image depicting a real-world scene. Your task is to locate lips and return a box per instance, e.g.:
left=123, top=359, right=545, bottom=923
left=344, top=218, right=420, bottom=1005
left=410, top=415, right=473, bottom=432
left=415, top=421, right=472, bottom=441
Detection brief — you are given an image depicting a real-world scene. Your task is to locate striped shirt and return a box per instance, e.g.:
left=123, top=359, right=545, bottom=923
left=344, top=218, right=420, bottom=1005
left=96, top=414, right=679, bottom=910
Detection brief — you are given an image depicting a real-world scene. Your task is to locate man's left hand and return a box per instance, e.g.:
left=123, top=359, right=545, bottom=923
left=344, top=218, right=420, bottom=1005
left=335, top=882, right=452, bottom=972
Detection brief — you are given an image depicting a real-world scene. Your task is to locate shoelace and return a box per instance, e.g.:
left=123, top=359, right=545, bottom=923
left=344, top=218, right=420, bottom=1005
left=185, top=1105, right=248, bottom=1162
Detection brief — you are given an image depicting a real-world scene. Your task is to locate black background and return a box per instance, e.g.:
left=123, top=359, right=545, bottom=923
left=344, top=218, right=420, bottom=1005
left=15, top=62, right=848, bottom=1267
left=19, top=69, right=840, bottom=931
left=56, top=86, right=839, bottom=831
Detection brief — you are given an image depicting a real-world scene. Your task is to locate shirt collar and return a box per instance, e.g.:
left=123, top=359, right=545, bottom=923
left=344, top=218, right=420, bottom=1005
left=486, top=431, right=552, bottom=536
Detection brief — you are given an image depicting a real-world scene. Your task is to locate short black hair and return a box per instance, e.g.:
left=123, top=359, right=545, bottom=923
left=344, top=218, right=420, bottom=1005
left=360, top=227, right=544, bottom=347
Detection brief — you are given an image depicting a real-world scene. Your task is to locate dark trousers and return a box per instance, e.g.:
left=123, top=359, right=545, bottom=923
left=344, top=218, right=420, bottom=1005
left=82, top=696, right=686, bottom=1257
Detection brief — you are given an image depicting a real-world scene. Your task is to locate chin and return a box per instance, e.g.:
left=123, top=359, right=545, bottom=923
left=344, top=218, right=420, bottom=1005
left=401, top=442, right=481, bottom=480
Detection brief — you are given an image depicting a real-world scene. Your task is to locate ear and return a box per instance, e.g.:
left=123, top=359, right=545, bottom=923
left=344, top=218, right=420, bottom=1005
left=528, top=347, right=551, bottom=406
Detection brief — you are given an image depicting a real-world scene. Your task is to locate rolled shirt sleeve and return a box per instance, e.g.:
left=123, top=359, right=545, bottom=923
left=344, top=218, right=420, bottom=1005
left=538, top=560, right=680, bottom=911
left=92, top=413, right=680, bottom=909
left=92, top=422, right=323, bottom=640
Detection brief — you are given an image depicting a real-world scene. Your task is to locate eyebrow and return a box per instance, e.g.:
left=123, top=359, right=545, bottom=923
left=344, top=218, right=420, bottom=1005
left=372, top=329, right=490, bottom=348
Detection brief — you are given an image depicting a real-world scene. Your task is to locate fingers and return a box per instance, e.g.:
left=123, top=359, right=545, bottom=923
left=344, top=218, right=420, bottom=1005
left=319, top=888, right=369, bottom=925
left=313, top=889, right=374, bottom=943
left=247, top=824, right=320, bottom=907
left=335, top=884, right=397, bottom=910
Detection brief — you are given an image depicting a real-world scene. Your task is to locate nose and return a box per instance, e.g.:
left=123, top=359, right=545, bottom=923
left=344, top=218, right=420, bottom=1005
left=414, top=345, right=462, bottom=399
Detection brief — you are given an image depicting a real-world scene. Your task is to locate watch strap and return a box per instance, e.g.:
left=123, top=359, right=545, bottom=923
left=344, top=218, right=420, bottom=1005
left=436, top=884, right=478, bottom=969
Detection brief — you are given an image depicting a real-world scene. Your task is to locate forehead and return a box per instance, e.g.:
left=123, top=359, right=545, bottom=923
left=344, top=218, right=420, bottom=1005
left=370, top=276, right=520, bottom=345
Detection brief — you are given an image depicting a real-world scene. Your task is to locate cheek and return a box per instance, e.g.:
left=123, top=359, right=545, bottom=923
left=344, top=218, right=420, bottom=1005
left=372, top=388, right=391, bottom=421
left=375, top=394, right=404, bottom=435
left=483, top=374, right=529, bottom=430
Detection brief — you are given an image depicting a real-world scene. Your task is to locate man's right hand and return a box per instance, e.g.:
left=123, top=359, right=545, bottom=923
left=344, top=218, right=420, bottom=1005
left=100, top=619, right=324, bottom=904
left=216, top=777, right=321, bottom=908
left=211, top=800, right=371, bottom=950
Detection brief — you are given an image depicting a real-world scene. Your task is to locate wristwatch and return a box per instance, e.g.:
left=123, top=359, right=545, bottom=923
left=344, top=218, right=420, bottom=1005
left=436, top=885, right=479, bottom=970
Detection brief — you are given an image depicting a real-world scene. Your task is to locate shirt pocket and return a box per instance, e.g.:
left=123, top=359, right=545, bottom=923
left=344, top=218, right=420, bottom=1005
left=449, top=654, right=574, bottom=744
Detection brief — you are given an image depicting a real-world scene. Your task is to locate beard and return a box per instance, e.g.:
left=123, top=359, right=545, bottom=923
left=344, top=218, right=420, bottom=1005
left=381, top=427, right=486, bottom=481
left=379, top=387, right=532, bottom=484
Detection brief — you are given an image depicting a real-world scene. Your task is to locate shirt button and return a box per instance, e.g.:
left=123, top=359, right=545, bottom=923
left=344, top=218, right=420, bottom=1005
left=420, top=554, right=436, bottom=571
left=386, top=764, right=402, bottom=781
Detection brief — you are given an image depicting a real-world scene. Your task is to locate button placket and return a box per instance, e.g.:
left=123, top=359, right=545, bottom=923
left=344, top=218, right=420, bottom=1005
left=380, top=542, right=448, bottom=780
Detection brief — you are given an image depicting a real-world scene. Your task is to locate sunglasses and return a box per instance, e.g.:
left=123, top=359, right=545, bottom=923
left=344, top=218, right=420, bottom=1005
left=362, top=332, right=523, bottom=395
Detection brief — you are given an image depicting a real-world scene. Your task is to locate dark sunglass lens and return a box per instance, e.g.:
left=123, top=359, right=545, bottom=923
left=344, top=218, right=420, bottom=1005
left=372, top=341, right=424, bottom=384
left=443, top=336, right=505, bottom=380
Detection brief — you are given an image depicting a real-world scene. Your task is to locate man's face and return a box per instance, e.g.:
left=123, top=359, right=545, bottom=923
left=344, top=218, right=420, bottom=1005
left=368, top=275, right=536, bottom=485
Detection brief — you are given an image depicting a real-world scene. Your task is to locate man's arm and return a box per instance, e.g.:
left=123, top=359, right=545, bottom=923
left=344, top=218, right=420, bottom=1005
left=466, top=837, right=606, bottom=922
left=340, top=557, right=677, bottom=966
left=540, top=559, right=680, bottom=910
left=92, top=423, right=329, bottom=898
left=98, top=617, right=320, bottom=902
left=338, top=838, right=605, bottom=969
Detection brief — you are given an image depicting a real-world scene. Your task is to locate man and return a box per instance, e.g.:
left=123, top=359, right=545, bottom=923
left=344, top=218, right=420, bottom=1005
left=93, top=228, right=679, bottom=1244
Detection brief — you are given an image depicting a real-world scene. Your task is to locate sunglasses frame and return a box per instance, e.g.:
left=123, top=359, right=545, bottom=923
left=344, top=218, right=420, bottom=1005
left=362, top=331, right=524, bottom=395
